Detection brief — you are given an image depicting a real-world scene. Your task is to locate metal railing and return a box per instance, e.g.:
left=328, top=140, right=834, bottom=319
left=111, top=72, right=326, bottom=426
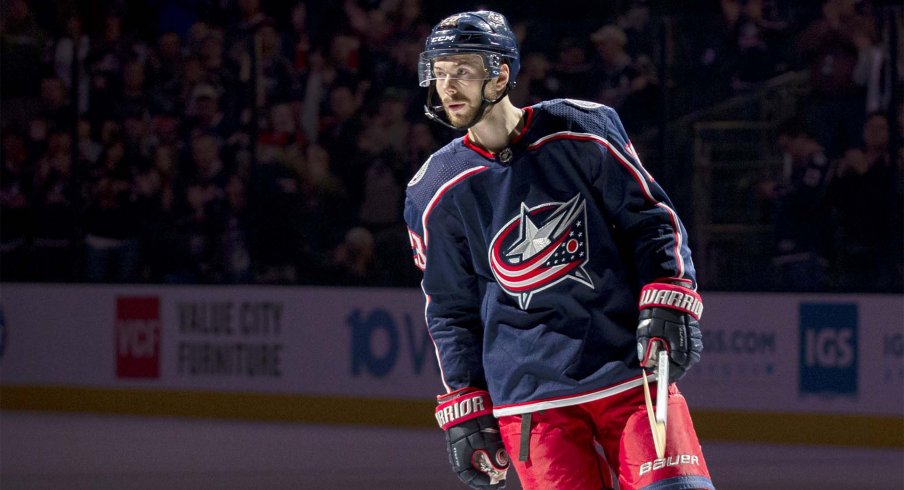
left=684, top=71, right=811, bottom=290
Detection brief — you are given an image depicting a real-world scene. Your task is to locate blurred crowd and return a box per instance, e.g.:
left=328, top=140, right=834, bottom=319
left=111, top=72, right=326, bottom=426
left=0, top=0, right=901, bottom=292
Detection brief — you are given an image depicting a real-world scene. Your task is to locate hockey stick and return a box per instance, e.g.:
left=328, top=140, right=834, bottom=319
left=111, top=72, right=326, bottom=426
left=656, top=347, right=669, bottom=428
left=641, top=342, right=668, bottom=459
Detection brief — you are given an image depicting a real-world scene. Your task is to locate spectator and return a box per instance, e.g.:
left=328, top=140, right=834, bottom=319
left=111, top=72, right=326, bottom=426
left=588, top=25, right=661, bottom=132
left=148, top=31, right=183, bottom=88
left=119, top=60, right=150, bottom=120
left=549, top=36, right=595, bottom=100
left=53, top=14, right=90, bottom=115
left=797, top=0, right=876, bottom=157
left=355, top=90, right=411, bottom=231
left=327, top=226, right=377, bottom=286
left=621, top=54, right=662, bottom=133
left=509, top=51, right=558, bottom=108
left=359, top=88, right=411, bottom=156
left=297, top=143, right=352, bottom=264
left=617, top=0, right=654, bottom=58
left=76, top=119, right=103, bottom=165
left=247, top=144, right=305, bottom=284
left=259, top=102, right=306, bottom=150
left=0, top=131, right=34, bottom=280
left=258, top=21, right=299, bottom=105
left=86, top=11, right=138, bottom=125
left=81, top=138, right=142, bottom=282
left=146, top=31, right=185, bottom=116
left=31, top=130, right=81, bottom=281
left=590, top=25, right=635, bottom=110
left=135, top=144, right=178, bottom=282
left=758, top=120, right=834, bottom=291
left=728, top=19, right=774, bottom=93
left=828, top=111, right=902, bottom=291
left=184, top=83, right=236, bottom=145
left=401, top=122, right=439, bottom=177
left=198, top=29, right=229, bottom=82
left=122, top=114, right=157, bottom=171
left=230, top=0, right=270, bottom=43
left=170, top=132, right=232, bottom=282
left=38, top=77, right=75, bottom=131
left=151, top=114, right=183, bottom=151
left=678, top=3, right=735, bottom=111
left=286, top=2, right=313, bottom=73
left=328, top=31, right=366, bottom=81
left=318, top=82, right=366, bottom=203
left=222, top=174, right=253, bottom=283
left=380, top=35, right=422, bottom=100
left=0, top=0, right=48, bottom=114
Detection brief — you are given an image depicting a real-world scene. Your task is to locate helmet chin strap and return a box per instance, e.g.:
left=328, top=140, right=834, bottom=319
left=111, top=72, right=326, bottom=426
left=424, top=79, right=509, bottom=131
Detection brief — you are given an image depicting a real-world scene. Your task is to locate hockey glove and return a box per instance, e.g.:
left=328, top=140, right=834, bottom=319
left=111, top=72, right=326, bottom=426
left=436, top=388, right=509, bottom=489
left=636, top=283, right=704, bottom=382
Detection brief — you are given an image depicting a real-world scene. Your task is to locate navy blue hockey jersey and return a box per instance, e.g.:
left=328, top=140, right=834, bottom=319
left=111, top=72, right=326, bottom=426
left=403, top=99, right=697, bottom=416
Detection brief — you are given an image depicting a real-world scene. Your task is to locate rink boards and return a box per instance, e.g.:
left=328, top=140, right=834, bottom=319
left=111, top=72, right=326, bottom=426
left=0, top=284, right=901, bottom=447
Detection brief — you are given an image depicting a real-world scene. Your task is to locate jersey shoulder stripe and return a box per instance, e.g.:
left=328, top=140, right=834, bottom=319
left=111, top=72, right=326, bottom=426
left=528, top=100, right=687, bottom=280
left=405, top=138, right=489, bottom=238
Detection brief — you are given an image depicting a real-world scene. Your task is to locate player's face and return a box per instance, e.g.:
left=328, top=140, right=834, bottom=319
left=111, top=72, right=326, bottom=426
left=432, top=54, right=491, bottom=128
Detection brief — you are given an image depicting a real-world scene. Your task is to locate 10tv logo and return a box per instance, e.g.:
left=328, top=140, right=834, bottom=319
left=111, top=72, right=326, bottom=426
left=799, top=303, right=858, bottom=395
left=116, top=297, right=161, bottom=379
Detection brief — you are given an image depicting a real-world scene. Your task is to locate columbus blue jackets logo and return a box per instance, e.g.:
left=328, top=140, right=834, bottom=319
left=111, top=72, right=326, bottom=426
left=489, top=195, right=594, bottom=309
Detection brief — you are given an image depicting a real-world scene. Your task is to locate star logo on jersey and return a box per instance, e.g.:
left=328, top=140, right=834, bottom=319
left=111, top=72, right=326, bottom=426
left=489, top=195, right=594, bottom=309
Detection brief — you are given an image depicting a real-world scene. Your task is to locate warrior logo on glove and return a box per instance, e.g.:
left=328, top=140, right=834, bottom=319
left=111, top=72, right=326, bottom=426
left=437, top=388, right=510, bottom=489
left=636, top=283, right=704, bottom=382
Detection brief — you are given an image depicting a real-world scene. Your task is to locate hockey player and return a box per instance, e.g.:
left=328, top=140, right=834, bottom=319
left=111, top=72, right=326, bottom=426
left=404, top=10, right=714, bottom=490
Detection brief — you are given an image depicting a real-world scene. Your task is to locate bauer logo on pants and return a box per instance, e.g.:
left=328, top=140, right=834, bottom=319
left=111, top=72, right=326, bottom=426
left=799, top=303, right=858, bottom=395
left=116, top=297, right=161, bottom=379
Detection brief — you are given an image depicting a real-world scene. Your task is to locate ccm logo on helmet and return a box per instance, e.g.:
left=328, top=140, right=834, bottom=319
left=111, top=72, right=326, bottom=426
left=639, top=454, right=700, bottom=476
left=430, top=35, right=456, bottom=43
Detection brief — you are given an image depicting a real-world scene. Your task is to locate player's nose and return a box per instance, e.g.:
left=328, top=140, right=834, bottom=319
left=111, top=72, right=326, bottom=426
left=438, top=79, right=457, bottom=96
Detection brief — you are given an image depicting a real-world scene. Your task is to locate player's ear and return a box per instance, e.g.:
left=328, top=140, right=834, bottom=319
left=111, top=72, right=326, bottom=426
left=495, top=63, right=510, bottom=91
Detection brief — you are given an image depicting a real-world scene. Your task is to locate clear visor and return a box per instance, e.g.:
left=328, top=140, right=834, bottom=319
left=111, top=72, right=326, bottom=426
left=418, top=51, right=501, bottom=87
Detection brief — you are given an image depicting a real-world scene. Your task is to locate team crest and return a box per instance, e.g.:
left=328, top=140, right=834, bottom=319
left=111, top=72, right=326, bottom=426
left=439, top=14, right=465, bottom=27
left=489, top=195, right=594, bottom=309
left=408, top=156, right=431, bottom=187
left=486, top=12, right=506, bottom=29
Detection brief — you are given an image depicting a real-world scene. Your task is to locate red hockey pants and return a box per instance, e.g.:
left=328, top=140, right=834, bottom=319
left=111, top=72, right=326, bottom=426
left=497, top=384, right=714, bottom=490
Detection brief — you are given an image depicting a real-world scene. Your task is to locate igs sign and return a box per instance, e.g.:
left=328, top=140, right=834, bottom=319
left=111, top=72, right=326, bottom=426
left=116, top=297, right=161, bottom=379
left=799, top=303, right=858, bottom=395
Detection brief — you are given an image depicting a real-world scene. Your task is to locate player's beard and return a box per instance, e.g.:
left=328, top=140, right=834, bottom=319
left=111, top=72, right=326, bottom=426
left=443, top=97, right=483, bottom=129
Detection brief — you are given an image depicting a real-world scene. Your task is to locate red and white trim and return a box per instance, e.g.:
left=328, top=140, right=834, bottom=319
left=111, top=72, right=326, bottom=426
left=418, top=166, right=488, bottom=392
left=421, top=166, right=488, bottom=246
left=492, top=374, right=659, bottom=417
left=528, top=131, right=688, bottom=280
